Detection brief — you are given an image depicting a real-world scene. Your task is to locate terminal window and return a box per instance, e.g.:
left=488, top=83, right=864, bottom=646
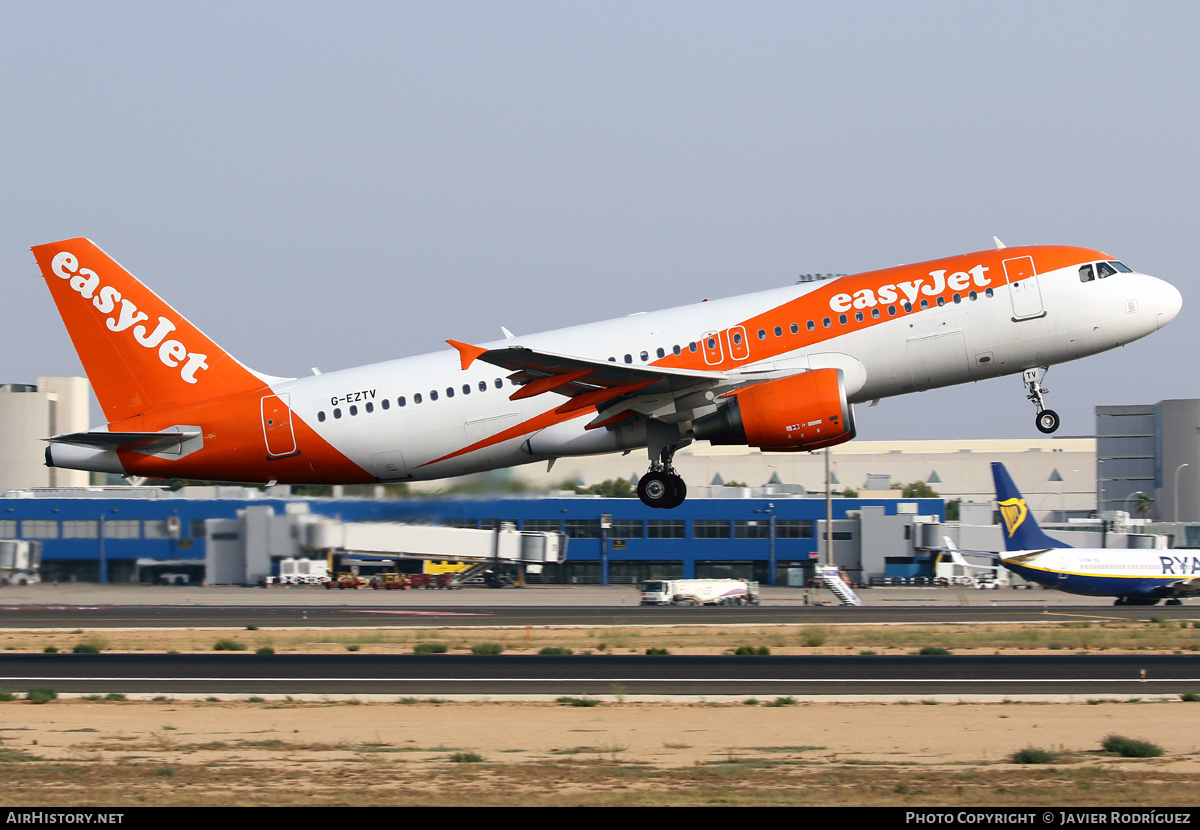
left=646, top=520, right=685, bottom=539
left=20, top=520, right=58, bottom=539
left=104, top=520, right=141, bottom=539
left=693, top=519, right=731, bottom=539
left=564, top=519, right=601, bottom=538
left=609, top=520, right=644, bottom=539
left=523, top=519, right=562, bottom=533
left=62, top=520, right=99, bottom=539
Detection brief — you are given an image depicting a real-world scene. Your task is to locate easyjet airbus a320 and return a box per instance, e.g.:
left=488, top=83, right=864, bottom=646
left=33, top=238, right=1181, bottom=508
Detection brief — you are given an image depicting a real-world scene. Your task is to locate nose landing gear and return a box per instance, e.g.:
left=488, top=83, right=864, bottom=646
left=1024, top=367, right=1060, bottom=434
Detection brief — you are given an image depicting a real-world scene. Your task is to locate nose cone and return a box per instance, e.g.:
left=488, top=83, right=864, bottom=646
left=1153, top=278, right=1183, bottom=329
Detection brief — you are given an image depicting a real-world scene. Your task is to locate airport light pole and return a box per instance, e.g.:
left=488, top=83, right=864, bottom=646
left=1174, top=464, right=1190, bottom=522
left=1123, top=491, right=1146, bottom=517
left=824, top=449, right=832, bottom=567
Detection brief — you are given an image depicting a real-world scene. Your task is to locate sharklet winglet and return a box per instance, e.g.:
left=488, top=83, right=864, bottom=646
left=447, top=340, right=488, bottom=371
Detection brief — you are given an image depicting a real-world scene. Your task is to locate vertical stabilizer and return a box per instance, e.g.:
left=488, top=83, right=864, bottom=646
left=991, top=462, right=1071, bottom=551
left=31, top=238, right=269, bottom=424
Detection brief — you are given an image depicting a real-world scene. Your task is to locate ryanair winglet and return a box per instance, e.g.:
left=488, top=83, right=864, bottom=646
left=990, top=462, right=1071, bottom=551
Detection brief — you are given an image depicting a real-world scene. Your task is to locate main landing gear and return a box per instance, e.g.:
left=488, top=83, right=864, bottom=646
left=638, top=444, right=687, bottom=509
left=1023, top=367, right=1060, bottom=434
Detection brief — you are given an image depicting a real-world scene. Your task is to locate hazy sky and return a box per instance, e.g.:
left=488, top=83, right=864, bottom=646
left=3, top=1, right=1196, bottom=440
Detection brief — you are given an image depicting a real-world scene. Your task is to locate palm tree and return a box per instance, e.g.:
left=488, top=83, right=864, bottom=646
left=1136, top=492, right=1154, bottom=520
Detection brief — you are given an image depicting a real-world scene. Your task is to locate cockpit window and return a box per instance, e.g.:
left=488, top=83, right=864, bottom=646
left=1079, top=264, right=1095, bottom=282
left=1096, top=261, right=1118, bottom=279
left=1109, top=261, right=1132, bottom=273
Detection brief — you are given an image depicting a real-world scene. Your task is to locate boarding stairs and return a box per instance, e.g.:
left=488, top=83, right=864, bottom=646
left=815, top=565, right=862, bottom=606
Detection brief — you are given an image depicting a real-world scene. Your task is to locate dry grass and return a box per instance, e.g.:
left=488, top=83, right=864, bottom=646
left=2, top=619, right=1198, bottom=656
left=1, top=699, right=1198, bottom=807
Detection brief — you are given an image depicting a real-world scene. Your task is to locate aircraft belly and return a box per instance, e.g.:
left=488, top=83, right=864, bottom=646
left=1004, top=561, right=1174, bottom=598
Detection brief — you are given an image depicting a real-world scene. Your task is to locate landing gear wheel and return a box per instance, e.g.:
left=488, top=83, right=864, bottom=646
left=637, top=471, right=677, bottom=509
left=1035, top=409, right=1060, bottom=434
left=663, top=474, right=687, bottom=509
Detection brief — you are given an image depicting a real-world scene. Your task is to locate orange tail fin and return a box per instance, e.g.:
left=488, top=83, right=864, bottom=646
left=31, top=238, right=269, bottom=424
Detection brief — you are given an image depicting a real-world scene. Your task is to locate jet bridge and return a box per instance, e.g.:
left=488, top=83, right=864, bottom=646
left=305, top=520, right=566, bottom=568
left=205, top=506, right=565, bottom=585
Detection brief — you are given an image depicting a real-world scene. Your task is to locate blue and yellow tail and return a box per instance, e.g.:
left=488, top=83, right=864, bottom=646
left=990, top=462, right=1071, bottom=551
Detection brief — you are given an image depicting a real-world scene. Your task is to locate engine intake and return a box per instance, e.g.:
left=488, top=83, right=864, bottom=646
left=692, top=368, right=856, bottom=452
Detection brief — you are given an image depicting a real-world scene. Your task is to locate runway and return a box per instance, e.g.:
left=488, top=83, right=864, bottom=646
left=2, top=584, right=1196, bottom=698
left=0, top=602, right=1197, bottom=629
left=1, top=653, right=1196, bottom=697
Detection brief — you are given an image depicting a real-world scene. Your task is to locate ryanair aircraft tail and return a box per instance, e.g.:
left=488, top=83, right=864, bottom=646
left=990, top=462, right=1072, bottom=551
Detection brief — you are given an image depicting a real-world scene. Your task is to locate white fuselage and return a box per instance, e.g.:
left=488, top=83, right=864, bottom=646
left=267, top=260, right=1176, bottom=481
left=1001, top=548, right=1200, bottom=599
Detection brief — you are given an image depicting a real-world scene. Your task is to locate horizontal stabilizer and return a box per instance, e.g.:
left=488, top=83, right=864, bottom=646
left=46, top=429, right=201, bottom=455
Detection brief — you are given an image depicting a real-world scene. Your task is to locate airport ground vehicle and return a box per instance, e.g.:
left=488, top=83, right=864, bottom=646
left=34, top=238, right=1180, bottom=508
left=639, top=578, right=759, bottom=606
left=0, top=540, right=41, bottom=586
left=370, top=573, right=409, bottom=590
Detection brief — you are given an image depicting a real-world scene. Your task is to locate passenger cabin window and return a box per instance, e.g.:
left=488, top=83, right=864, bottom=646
left=1079, top=264, right=1095, bottom=282
left=656, top=347, right=665, bottom=358
left=430, top=390, right=438, bottom=401
left=317, top=411, right=326, bottom=422
left=414, top=393, right=422, bottom=404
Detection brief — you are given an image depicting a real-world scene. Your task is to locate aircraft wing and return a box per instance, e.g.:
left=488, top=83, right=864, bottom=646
left=1164, top=577, right=1200, bottom=596
left=447, top=340, right=729, bottom=428
left=934, top=536, right=1002, bottom=561
left=46, top=430, right=202, bottom=455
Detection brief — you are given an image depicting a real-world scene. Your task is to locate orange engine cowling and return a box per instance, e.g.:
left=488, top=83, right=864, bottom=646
left=691, top=368, right=856, bottom=452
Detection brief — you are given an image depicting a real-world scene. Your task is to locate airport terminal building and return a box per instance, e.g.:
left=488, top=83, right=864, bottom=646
left=3, top=378, right=1197, bottom=587
left=0, top=486, right=944, bottom=587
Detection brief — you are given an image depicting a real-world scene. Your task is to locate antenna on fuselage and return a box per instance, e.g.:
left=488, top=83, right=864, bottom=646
left=993, top=236, right=1006, bottom=249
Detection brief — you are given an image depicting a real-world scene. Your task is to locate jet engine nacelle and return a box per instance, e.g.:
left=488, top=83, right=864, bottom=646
left=692, top=368, right=856, bottom=452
